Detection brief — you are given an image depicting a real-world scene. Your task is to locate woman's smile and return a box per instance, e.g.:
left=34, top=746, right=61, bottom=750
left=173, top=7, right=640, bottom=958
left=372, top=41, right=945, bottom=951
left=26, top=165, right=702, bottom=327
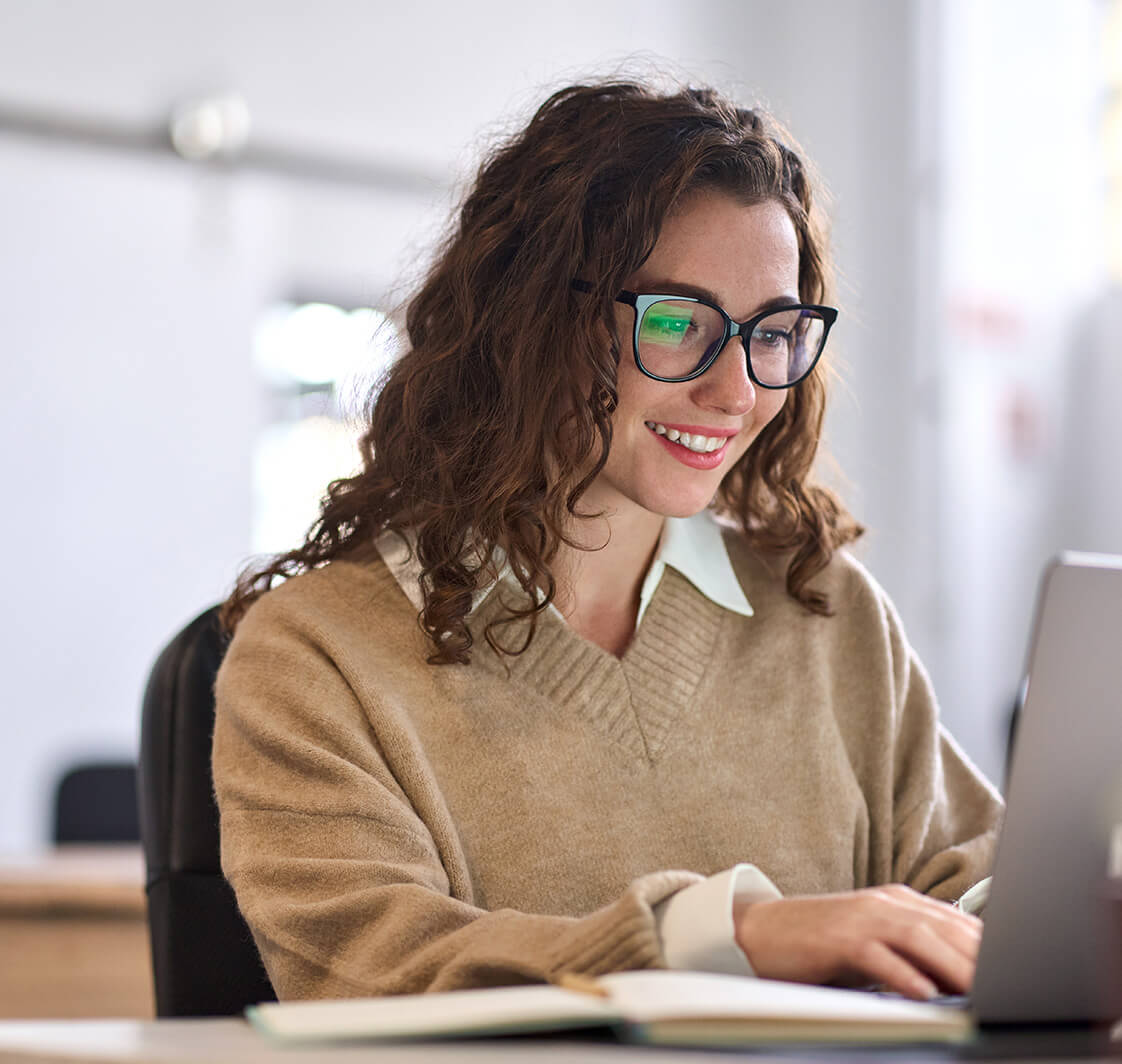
left=644, top=421, right=735, bottom=468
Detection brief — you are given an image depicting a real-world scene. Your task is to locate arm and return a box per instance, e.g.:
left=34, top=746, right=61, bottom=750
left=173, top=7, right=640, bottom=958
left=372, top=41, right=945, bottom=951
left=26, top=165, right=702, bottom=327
left=887, top=619, right=1003, bottom=901
left=213, top=597, right=699, bottom=999
left=732, top=565, right=1003, bottom=999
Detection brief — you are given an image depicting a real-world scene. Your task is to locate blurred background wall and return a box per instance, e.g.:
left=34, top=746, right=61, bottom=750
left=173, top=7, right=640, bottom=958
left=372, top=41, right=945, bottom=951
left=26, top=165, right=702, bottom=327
left=0, top=0, right=1116, bottom=851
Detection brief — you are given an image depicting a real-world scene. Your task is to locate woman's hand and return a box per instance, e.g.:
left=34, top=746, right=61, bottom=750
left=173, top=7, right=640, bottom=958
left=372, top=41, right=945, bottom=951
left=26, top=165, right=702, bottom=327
left=733, top=884, right=982, bottom=1001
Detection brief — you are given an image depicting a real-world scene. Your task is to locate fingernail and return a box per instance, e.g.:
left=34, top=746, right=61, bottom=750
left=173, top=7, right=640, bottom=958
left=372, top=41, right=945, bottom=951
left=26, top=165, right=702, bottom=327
left=916, top=979, right=938, bottom=1000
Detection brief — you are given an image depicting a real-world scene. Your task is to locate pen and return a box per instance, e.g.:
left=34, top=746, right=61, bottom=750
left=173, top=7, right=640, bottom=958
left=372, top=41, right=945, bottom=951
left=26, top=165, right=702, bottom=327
left=555, top=972, right=611, bottom=998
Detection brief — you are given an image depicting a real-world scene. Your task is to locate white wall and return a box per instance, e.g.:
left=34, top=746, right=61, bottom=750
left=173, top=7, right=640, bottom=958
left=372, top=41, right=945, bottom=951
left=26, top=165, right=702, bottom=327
left=0, top=141, right=246, bottom=841
left=0, top=0, right=1100, bottom=849
left=935, top=0, right=1104, bottom=782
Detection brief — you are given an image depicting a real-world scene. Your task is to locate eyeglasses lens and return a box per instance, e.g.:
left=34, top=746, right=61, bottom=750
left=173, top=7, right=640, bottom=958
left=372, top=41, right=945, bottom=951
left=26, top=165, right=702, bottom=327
left=637, top=300, right=826, bottom=385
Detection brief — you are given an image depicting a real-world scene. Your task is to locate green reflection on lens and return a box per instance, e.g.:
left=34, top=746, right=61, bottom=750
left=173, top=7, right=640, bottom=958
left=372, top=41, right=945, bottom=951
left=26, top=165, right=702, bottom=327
left=639, top=309, right=691, bottom=345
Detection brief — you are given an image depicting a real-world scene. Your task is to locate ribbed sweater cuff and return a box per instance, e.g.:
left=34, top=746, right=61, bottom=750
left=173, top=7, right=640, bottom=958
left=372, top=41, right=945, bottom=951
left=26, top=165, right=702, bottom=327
left=542, top=870, right=703, bottom=977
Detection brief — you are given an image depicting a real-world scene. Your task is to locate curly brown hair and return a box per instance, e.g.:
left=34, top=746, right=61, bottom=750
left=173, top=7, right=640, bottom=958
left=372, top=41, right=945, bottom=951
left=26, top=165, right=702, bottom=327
left=223, top=79, right=862, bottom=662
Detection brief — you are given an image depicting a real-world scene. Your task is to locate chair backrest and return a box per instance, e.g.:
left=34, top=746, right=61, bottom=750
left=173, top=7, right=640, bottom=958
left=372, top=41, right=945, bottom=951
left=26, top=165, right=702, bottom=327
left=138, top=605, right=276, bottom=1016
left=54, top=761, right=140, bottom=843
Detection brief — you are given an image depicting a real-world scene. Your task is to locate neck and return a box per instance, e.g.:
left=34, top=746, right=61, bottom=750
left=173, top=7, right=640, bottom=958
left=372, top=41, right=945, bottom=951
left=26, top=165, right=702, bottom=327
left=551, top=504, right=664, bottom=651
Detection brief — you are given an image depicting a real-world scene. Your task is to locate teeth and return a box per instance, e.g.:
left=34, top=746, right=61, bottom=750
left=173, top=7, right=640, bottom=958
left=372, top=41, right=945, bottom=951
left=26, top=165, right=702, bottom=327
left=645, top=422, right=730, bottom=454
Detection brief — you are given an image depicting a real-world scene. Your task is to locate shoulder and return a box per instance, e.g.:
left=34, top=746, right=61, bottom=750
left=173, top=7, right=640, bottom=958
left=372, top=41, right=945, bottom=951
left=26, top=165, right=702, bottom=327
left=229, top=548, right=422, bottom=666
left=716, top=529, right=932, bottom=735
left=720, top=525, right=893, bottom=625
left=716, top=526, right=915, bottom=678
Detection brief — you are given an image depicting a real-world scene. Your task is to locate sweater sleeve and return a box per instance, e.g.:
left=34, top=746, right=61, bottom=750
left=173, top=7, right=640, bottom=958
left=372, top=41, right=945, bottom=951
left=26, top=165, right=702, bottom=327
left=881, top=595, right=1005, bottom=902
left=212, top=597, right=700, bottom=1000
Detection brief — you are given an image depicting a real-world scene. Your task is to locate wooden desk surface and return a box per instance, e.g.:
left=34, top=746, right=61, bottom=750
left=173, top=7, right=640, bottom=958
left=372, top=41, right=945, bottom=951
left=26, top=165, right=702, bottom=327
left=0, top=846, right=152, bottom=1020
left=0, top=847, right=145, bottom=915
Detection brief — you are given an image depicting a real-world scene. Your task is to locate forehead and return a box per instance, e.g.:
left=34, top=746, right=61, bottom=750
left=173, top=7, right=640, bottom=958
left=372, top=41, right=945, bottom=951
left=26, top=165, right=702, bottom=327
left=631, top=192, right=800, bottom=315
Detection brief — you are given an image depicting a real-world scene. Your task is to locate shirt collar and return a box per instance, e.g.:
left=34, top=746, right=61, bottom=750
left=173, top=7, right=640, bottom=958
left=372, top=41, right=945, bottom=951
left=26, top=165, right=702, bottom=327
left=635, top=512, right=753, bottom=627
left=375, top=510, right=753, bottom=622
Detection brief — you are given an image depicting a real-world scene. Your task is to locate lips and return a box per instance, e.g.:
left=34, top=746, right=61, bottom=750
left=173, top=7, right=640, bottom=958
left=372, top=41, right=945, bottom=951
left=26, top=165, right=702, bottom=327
left=644, top=420, right=731, bottom=454
left=645, top=421, right=733, bottom=470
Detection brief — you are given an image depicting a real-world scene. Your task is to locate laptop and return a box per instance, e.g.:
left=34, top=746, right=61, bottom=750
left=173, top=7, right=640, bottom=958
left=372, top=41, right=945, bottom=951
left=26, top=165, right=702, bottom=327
left=969, top=551, right=1122, bottom=1025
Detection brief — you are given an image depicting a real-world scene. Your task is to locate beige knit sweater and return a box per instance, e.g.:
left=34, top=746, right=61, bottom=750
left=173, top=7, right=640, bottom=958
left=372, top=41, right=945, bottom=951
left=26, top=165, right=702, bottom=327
left=213, top=532, right=1003, bottom=1000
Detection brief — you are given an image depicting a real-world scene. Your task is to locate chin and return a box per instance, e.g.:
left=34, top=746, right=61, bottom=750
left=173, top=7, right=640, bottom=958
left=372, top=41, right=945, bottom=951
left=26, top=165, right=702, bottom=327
left=637, top=489, right=717, bottom=520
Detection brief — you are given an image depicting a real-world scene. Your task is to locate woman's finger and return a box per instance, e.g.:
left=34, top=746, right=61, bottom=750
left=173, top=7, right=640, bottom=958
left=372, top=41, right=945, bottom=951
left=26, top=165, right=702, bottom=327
left=880, top=916, right=977, bottom=995
left=845, top=938, right=939, bottom=1001
left=865, top=886, right=983, bottom=965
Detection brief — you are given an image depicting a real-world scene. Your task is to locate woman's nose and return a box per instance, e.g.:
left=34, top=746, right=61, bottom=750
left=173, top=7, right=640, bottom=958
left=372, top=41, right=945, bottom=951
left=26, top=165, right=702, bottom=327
left=689, top=336, right=757, bottom=415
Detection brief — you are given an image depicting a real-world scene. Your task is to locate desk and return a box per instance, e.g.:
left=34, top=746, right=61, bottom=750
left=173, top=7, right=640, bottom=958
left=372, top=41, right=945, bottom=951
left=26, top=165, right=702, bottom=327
left=0, top=847, right=152, bottom=1019
left=0, top=1019, right=1119, bottom=1064
left=0, top=1020, right=735, bottom=1063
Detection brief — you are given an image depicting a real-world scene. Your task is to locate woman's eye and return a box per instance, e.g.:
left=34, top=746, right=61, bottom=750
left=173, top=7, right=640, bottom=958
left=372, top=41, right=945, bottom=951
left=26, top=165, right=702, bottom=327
left=753, top=328, right=790, bottom=349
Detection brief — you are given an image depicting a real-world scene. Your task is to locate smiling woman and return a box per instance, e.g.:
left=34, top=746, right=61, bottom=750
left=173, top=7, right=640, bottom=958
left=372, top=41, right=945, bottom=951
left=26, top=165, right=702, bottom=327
left=212, top=80, right=1003, bottom=1005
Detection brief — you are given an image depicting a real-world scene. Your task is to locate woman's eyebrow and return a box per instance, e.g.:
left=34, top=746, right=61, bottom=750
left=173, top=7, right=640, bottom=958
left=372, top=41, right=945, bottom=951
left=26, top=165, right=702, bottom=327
left=750, top=294, right=803, bottom=317
left=636, top=279, right=721, bottom=303
left=636, top=279, right=802, bottom=317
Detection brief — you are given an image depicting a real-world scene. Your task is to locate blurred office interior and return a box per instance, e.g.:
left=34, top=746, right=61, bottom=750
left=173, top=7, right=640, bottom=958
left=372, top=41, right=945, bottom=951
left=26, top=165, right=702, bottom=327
left=0, top=0, right=1117, bottom=852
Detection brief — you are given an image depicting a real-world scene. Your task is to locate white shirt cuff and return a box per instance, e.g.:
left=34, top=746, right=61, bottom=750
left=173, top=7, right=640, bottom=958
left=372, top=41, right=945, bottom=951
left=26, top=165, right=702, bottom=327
left=956, top=876, right=991, bottom=916
left=653, top=863, right=783, bottom=976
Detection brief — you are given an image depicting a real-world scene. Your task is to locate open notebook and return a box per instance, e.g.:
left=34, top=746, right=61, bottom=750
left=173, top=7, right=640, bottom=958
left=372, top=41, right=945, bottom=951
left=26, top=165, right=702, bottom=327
left=247, top=969, right=972, bottom=1047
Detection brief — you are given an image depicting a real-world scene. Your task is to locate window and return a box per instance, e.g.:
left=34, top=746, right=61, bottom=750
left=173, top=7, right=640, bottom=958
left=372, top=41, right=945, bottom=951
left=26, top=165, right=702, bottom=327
left=251, top=300, right=400, bottom=553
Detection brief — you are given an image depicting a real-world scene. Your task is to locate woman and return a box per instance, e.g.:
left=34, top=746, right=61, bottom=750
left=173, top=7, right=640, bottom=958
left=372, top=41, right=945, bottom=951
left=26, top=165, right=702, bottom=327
left=213, top=80, right=1002, bottom=1003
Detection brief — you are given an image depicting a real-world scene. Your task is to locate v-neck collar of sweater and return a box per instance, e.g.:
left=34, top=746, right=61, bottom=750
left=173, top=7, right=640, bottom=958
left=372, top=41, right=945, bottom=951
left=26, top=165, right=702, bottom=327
left=374, top=510, right=753, bottom=626
left=469, top=563, right=733, bottom=763
left=373, top=513, right=752, bottom=764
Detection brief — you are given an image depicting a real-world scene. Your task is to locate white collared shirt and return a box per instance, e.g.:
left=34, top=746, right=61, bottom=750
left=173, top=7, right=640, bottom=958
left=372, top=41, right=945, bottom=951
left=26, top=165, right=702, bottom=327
left=375, top=509, right=781, bottom=976
left=635, top=512, right=754, bottom=627
left=377, top=511, right=753, bottom=627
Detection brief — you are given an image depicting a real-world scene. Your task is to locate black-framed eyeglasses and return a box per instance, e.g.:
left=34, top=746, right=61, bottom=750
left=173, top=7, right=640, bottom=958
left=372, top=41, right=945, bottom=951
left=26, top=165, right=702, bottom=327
left=574, top=281, right=837, bottom=387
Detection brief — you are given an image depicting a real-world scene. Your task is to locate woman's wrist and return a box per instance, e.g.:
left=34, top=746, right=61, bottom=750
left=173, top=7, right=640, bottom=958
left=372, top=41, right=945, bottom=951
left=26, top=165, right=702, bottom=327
left=732, top=894, right=782, bottom=970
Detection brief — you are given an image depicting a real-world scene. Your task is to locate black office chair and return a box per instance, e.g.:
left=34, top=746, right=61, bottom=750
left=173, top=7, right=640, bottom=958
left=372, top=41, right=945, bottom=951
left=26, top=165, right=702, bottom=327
left=54, top=761, right=140, bottom=843
left=138, top=604, right=276, bottom=1016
